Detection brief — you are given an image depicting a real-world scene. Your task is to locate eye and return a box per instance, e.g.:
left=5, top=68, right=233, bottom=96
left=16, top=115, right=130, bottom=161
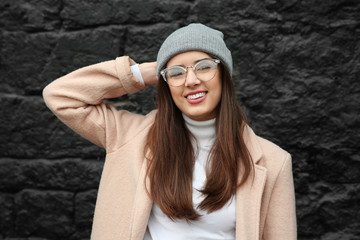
left=196, top=60, right=215, bottom=72
left=197, top=64, right=211, bottom=71
left=167, top=68, right=185, bottom=78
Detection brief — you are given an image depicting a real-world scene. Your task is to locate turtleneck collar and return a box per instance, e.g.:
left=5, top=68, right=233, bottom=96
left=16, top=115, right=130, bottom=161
left=182, top=113, right=216, bottom=147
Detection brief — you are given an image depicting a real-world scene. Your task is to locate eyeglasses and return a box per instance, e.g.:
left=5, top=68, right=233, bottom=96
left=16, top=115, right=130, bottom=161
left=160, top=59, right=220, bottom=87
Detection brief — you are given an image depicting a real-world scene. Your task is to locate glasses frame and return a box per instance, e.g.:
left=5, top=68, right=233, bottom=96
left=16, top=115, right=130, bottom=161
left=160, top=59, right=221, bottom=87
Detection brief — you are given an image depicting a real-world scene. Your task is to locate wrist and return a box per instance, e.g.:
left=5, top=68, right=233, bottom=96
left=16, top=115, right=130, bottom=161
left=139, top=62, right=158, bottom=86
left=130, top=64, right=145, bottom=85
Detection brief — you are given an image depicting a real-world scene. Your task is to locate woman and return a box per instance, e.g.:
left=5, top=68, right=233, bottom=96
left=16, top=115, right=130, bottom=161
left=43, top=23, right=297, bottom=240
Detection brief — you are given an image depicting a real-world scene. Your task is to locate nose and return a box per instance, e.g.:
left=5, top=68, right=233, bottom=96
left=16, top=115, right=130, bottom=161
left=184, top=68, right=200, bottom=87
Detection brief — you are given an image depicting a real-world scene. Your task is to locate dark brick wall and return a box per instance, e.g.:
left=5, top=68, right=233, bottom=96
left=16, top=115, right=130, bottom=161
left=0, top=0, right=359, bottom=239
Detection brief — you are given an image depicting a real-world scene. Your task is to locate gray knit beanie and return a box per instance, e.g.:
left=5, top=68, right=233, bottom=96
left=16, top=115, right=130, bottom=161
left=156, top=23, right=233, bottom=78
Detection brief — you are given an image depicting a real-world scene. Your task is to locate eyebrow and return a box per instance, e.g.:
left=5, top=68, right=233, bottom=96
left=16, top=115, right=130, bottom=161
left=169, top=58, right=211, bottom=68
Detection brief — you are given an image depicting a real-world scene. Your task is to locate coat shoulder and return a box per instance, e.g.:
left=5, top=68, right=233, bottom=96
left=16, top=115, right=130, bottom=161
left=255, top=135, right=291, bottom=173
left=258, top=136, right=290, bottom=160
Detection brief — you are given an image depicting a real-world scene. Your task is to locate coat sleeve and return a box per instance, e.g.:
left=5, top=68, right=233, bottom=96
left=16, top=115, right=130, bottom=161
left=43, top=56, right=152, bottom=152
left=263, top=153, right=297, bottom=239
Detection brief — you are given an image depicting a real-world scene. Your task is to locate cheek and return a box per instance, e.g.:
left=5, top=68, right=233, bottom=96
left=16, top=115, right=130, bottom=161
left=169, top=87, right=183, bottom=100
left=209, top=78, right=222, bottom=99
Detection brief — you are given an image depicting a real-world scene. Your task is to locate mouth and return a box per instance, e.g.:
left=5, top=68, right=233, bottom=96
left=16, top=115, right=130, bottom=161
left=185, top=91, right=208, bottom=104
left=185, top=91, right=207, bottom=100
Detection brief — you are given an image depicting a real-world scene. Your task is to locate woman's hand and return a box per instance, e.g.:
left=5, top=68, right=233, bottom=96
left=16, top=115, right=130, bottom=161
left=139, top=62, right=158, bottom=86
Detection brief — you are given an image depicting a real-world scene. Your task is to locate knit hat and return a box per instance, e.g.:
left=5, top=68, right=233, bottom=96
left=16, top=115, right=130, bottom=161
left=156, top=23, right=233, bottom=78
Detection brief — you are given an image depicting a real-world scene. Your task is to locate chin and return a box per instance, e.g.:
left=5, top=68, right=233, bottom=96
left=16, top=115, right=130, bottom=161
left=185, top=111, right=215, bottom=121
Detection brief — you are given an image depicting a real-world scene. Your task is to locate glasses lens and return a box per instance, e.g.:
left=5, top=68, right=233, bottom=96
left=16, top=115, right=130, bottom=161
left=194, top=60, right=218, bottom=81
left=165, top=67, right=186, bottom=86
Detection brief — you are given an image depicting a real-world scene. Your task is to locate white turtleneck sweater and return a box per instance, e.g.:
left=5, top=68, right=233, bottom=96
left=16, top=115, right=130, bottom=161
left=144, top=114, right=236, bottom=240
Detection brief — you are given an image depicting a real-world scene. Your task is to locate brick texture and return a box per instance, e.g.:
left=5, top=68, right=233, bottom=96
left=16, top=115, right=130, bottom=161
left=1, top=0, right=359, bottom=239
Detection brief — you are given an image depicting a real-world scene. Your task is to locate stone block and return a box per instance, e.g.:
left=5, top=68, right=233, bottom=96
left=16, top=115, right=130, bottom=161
left=281, top=0, right=360, bottom=29
left=14, top=189, right=74, bottom=238
left=0, top=95, right=54, bottom=158
left=61, top=0, right=191, bottom=29
left=192, top=0, right=296, bottom=25
left=320, top=231, right=360, bottom=240
left=297, top=182, right=360, bottom=238
left=41, top=27, right=127, bottom=90
left=126, top=1, right=191, bottom=24
left=61, top=0, right=128, bottom=29
left=0, top=193, right=13, bottom=236
left=0, top=31, right=57, bottom=95
left=318, top=183, right=360, bottom=237
left=0, top=94, right=105, bottom=159
left=294, top=172, right=312, bottom=194
left=0, top=0, right=62, bottom=32
left=296, top=194, right=326, bottom=237
left=316, top=151, right=360, bottom=183
left=124, top=23, right=177, bottom=63
left=0, top=159, right=103, bottom=191
left=0, top=27, right=126, bottom=95
left=128, top=84, right=157, bottom=115
left=74, top=190, right=98, bottom=238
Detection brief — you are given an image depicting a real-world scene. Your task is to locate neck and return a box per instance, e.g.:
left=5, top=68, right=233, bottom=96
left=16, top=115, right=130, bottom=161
left=182, top=113, right=216, bottom=147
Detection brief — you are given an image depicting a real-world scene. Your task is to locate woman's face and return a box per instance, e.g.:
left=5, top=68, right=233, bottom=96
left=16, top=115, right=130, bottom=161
left=166, top=51, right=222, bottom=121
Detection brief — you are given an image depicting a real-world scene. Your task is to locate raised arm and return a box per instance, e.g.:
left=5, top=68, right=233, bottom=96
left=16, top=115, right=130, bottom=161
left=43, top=56, right=157, bottom=151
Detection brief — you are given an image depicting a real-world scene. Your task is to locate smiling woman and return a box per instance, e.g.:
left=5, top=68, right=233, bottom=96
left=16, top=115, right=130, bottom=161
left=43, top=23, right=297, bottom=240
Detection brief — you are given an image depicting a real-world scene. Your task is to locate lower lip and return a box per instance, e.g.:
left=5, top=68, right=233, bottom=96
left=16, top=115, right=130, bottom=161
left=185, top=93, right=207, bottom=104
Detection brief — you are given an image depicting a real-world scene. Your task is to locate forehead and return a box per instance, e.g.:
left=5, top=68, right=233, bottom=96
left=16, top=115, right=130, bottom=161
left=166, top=51, right=212, bottom=67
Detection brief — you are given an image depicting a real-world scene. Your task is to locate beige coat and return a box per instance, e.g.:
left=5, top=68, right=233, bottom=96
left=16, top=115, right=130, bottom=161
left=43, top=56, right=297, bottom=240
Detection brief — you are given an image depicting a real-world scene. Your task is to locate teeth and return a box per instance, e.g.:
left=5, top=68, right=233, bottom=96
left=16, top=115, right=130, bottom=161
left=187, top=92, right=206, bottom=99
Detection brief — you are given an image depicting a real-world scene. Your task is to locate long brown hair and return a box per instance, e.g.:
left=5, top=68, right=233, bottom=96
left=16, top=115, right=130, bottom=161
left=145, top=63, right=253, bottom=221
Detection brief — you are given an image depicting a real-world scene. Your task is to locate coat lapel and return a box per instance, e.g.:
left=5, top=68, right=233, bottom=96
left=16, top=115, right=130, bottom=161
left=236, top=126, right=267, bottom=240
left=236, top=165, right=267, bottom=240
